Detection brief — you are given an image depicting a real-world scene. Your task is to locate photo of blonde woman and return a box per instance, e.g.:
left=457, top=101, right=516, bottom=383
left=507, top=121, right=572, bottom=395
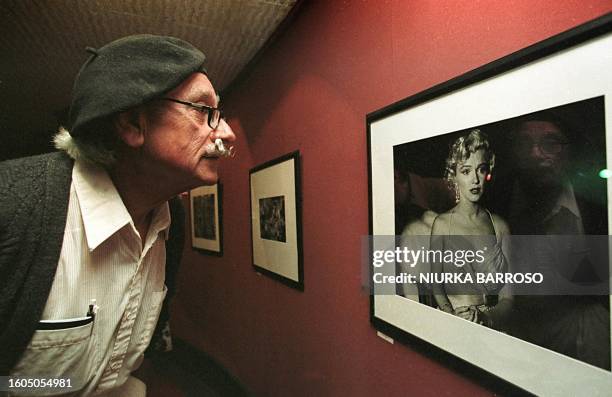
left=430, top=129, right=512, bottom=329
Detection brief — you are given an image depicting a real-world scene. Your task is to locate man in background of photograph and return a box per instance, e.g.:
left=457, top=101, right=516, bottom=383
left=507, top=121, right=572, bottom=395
left=507, top=112, right=610, bottom=370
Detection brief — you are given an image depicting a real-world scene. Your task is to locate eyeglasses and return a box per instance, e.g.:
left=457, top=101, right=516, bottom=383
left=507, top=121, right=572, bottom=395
left=161, top=98, right=223, bottom=130
left=515, top=137, right=570, bottom=155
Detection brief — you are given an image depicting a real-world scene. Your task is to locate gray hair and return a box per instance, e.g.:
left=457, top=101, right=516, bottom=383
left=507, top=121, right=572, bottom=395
left=53, top=126, right=117, bottom=167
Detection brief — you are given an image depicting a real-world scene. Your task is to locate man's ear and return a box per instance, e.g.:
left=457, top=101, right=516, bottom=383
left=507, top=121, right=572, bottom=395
left=115, top=109, right=145, bottom=148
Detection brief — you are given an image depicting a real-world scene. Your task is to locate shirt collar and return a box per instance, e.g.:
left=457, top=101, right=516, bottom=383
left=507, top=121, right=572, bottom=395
left=73, top=159, right=170, bottom=251
left=149, top=202, right=171, bottom=242
left=548, top=181, right=581, bottom=220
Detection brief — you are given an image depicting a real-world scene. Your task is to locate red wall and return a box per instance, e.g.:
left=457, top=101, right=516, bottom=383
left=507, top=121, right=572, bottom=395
left=172, top=1, right=612, bottom=396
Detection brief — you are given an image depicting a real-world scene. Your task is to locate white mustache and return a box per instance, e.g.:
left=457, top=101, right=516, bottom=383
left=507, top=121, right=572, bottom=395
left=204, top=139, right=235, bottom=158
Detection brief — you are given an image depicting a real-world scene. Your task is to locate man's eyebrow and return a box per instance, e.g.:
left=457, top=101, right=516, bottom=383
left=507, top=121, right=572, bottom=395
left=191, top=91, right=218, bottom=106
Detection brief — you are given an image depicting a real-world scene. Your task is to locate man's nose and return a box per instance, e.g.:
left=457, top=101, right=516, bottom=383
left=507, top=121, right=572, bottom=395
left=530, top=143, right=548, bottom=159
left=213, top=119, right=236, bottom=142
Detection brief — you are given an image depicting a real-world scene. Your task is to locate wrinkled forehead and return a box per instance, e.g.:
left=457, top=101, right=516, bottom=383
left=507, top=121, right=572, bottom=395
left=169, top=72, right=220, bottom=105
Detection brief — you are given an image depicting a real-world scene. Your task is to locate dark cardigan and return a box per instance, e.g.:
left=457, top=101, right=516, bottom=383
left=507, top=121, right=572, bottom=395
left=0, top=152, right=184, bottom=374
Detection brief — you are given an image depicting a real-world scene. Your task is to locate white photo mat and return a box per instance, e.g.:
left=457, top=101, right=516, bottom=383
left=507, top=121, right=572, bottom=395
left=250, top=151, right=303, bottom=289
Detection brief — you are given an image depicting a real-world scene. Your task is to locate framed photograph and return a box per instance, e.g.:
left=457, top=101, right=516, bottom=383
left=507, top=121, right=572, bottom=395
left=367, top=15, right=612, bottom=395
left=190, top=183, right=223, bottom=256
left=250, top=151, right=303, bottom=290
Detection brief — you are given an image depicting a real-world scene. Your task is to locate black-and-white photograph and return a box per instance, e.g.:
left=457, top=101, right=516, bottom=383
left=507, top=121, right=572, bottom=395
left=250, top=151, right=303, bottom=290
left=259, top=196, right=287, bottom=242
left=194, top=194, right=217, bottom=240
left=190, top=184, right=223, bottom=256
left=394, top=98, right=609, bottom=370
left=368, top=18, right=612, bottom=395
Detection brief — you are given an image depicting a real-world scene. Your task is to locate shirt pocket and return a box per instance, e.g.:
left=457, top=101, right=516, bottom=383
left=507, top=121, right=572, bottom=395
left=10, top=316, right=98, bottom=394
left=137, top=285, right=168, bottom=349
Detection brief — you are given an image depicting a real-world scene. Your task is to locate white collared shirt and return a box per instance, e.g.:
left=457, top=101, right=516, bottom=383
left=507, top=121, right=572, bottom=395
left=11, top=159, right=171, bottom=395
left=543, top=181, right=583, bottom=232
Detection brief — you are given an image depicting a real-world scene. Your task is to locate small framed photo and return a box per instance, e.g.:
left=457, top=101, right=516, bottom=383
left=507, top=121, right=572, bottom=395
left=190, top=183, right=223, bottom=256
left=250, top=151, right=303, bottom=290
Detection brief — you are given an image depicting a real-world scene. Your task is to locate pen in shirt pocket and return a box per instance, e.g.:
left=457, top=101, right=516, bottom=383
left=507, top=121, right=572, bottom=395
left=86, top=299, right=98, bottom=320
left=36, top=300, right=97, bottom=331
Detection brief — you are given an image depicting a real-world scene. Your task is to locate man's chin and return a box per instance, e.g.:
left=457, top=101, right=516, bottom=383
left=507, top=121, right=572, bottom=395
left=197, top=172, right=219, bottom=186
left=181, top=170, right=218, bottom=191
left=520, top=173, right=563, bottom=191
left=194, top=159, right=219, bottom=183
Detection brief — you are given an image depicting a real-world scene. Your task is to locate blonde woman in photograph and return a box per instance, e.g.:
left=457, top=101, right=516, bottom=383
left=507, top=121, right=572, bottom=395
left=430, top=129, right=512, bottom=329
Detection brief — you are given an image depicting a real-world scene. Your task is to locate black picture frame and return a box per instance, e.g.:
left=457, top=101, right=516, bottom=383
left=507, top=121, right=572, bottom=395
left=250, top=151, right=304, bottom=291
left=190, top=183, right=223, bottom=256
left=367, top=14, right=612, bottom=395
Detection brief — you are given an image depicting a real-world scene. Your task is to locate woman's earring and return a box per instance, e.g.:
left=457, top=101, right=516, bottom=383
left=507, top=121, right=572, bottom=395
left=454, top=183, right=460, bottom=203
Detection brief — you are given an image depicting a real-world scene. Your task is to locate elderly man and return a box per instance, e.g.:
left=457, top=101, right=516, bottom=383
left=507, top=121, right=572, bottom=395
left=508, top=114, right=606, bottom=236
left=506, top=112, right=609, bottom=370
left=0, top=34, right=235, bottom=395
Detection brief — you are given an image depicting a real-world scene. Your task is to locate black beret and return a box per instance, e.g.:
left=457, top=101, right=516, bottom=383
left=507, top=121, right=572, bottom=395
left=69, top=34, right=206, bottom=137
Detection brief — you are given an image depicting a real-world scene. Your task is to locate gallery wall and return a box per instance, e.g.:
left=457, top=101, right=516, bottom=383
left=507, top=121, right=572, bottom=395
left=171, top=1, right=612, bottom=396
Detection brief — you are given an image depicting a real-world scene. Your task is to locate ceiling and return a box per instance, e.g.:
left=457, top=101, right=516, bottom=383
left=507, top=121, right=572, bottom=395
left=0, top=0, right=299, bottom=160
